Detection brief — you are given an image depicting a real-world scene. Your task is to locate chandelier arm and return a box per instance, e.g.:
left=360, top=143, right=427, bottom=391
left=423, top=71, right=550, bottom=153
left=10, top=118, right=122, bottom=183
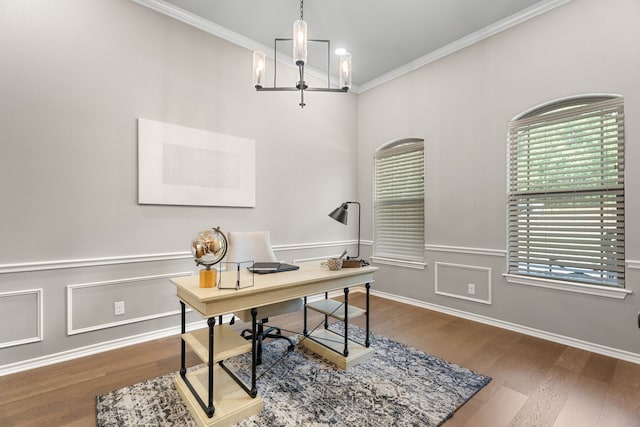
left=273, top=38, right=278, bottom=88
left=304, top=88, right=348, bottom=92
left=326, top=39, right=331, bottom=89
left=255, top=88, right=346, bottom=92
left=255, top=87, right=299, bottom=92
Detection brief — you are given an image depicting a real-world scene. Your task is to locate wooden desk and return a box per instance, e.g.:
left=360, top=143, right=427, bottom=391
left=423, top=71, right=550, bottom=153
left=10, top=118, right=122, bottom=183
left=170, top=262, right=377, bottom=427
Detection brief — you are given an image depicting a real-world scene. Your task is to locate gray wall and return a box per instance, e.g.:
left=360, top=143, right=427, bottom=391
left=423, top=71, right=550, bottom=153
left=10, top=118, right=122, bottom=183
left=2, top=0, right=640, bottom=371
left=0, top=0, right=359, bottom=368
left=358, top=0, right=640, bottom=356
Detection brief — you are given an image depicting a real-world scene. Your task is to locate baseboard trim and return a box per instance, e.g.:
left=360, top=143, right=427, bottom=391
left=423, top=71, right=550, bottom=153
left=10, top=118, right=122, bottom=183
left=0, top=317, right=219, bottom=377
left=6, top=285, right=637, bottom=376
left=0, top=292, right=348, bottom=377
left=366, top=289, right=640, bottom=365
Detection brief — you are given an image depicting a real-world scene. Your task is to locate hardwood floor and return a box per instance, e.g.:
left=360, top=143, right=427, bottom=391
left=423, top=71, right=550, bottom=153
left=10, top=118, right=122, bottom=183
left=1, top=294, right=639, bottom=426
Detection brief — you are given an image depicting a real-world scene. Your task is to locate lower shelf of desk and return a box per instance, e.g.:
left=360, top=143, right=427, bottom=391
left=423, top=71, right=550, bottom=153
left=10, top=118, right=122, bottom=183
left=175, top=364, right=263, bottom=427
left=182, top=325, right=252, bottom=364
left=300, top=329, right=374, bottom=370
left=305, top=299, right=366, bottom=320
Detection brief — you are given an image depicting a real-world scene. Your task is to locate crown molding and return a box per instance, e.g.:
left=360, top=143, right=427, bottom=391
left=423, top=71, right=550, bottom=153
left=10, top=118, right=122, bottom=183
left=131, top=0, right=361, bottom=93
left=132, top=0, right=263, bottom=52
left=133, top=0, right=569, bottom=94
left=357, top=0, right=572, bottom=92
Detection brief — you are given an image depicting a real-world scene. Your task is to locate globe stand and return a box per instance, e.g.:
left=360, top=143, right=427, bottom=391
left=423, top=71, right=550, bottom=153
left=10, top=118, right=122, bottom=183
left=192, top=226, right=227, bottom=289
left=199, top=265, right=217, bottom=288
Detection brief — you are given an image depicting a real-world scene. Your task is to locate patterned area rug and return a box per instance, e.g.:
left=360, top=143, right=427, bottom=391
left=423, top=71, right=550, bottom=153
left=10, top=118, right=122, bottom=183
left=96, top=326, right=490, bottom=426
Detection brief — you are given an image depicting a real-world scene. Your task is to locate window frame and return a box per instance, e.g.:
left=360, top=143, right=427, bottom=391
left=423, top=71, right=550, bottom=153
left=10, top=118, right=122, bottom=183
left=371, top=138, right=426, bottom=270
left=505, top=95, right=630, bottom=299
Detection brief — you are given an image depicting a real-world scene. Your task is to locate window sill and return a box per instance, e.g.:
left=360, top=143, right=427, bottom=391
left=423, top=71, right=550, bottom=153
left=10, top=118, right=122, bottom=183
left=371, top=257, right=426, bottom=270
left=503, top=274, right=632, bottom=300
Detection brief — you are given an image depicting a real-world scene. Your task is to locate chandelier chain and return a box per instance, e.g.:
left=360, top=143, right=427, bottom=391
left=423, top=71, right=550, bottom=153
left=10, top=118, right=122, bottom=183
left=299, top=0, right=304, bottom=20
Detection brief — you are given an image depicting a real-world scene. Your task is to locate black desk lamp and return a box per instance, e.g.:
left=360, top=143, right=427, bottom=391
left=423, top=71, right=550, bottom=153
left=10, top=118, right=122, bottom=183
left=329, top=201, right=365, bottom=267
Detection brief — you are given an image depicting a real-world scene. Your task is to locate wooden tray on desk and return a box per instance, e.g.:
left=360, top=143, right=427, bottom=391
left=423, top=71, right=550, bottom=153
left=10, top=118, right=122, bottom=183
left=342, top=259, right=362, bottom=268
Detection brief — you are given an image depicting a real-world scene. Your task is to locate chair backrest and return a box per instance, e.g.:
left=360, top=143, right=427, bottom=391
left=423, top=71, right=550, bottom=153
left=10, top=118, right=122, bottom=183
left=226, top=231, right=277, bottom=263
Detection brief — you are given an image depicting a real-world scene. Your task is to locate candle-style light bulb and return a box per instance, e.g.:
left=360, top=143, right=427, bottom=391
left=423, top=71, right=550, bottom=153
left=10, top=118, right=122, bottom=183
left=339, top=52, right=352, bottom=90
left=293, top=19, right=307, bottom=65
left=252, top=51, right=266, bottom=88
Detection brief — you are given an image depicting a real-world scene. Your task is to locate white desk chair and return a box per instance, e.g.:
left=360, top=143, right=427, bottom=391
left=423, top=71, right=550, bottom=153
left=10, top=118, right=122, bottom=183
left=226, top=231, right=303, bottom=364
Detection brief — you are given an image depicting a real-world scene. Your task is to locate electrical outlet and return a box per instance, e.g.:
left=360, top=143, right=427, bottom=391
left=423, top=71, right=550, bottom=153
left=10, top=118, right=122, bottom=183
left=468, top=283, right=476, bottom=295
left=114, top=301, right=125, bottom=316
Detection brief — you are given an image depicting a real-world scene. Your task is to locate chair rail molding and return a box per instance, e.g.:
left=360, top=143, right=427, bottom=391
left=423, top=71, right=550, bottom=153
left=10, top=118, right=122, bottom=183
left=424, top=244, right=506, bottom=257
left=273, top=239, right=362, bottom=252
left=0, top=240, right=363, bottom=274
left=0, top=252, right=193, bottom=274
left=626, top=260, right=640, bottom=270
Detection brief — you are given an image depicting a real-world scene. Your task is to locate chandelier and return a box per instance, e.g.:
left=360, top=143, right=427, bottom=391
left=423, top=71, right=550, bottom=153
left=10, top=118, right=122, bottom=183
left=252, top=0, right=352, bottom=108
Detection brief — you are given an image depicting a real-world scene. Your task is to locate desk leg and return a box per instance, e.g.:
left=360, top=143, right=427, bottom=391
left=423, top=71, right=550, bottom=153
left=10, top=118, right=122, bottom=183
left=180, top=301, right=186, bottom=377
left=365, top=283, right=371, bottom=348
left=303, top=297, right=308, bottom=336
left=343, top=287, right=350, bottom=357
left=324, top=292, right=329, bottom=329
left=206, top=317, right=216, bottom=418
left=179, top=302, right=215, bottom=418
left=250, top=308, right=258, bottom=397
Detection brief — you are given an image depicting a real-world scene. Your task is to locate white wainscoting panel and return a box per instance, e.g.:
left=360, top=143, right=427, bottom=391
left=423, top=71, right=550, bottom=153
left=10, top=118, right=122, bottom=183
left=434, top=262, right=492, bottom=305
left=66, top=271, right=193, bottom=335
left=0, top=289, right=43, bottom=349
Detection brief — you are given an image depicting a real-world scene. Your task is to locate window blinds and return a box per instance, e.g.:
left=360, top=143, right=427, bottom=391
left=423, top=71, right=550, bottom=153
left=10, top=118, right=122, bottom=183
left=373, top=142, right=425, bottom=262
left=508, top=97, right=625, bottom=287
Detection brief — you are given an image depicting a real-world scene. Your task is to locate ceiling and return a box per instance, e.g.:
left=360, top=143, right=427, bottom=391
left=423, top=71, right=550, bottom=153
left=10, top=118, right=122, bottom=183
left=145, top=0, right=569, bottom=91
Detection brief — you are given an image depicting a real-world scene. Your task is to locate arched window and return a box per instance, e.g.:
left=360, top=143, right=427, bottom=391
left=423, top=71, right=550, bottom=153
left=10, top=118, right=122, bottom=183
left=507, top=96, right=625, bottom=287
left=372, top=138, right=425, bottom=267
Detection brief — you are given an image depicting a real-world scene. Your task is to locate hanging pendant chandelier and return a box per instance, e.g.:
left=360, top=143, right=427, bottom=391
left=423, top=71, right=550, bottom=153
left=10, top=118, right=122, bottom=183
left=252, top=0, right=352, bottom=108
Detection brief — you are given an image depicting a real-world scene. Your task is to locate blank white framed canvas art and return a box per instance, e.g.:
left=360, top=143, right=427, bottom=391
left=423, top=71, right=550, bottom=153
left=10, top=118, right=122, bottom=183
left=138, top=118, right=255, bottom=207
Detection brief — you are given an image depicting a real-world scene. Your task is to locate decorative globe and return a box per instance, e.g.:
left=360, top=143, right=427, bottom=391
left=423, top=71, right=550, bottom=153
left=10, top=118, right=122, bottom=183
left=191, top=226, right=228, bottom=268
